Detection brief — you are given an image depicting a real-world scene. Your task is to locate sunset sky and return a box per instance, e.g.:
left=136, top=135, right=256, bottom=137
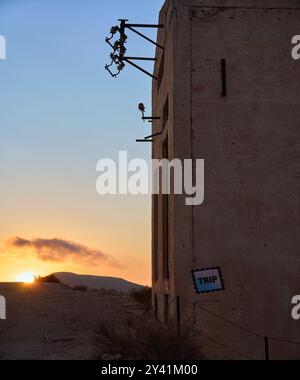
left=0, top=0, right=164, bottom=285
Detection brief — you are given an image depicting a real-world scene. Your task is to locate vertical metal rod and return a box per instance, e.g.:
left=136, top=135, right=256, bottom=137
left=177, top=296, right=182, bottom=359
left=221, top=58, right=227, bottom=97
left=264, top=337, right=270, bottom=360
left=177, top=296, right=181, bottom=336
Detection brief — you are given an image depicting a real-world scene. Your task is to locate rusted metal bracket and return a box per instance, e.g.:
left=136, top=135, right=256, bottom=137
left=221, top=59, right=227, bottom=97
left=136, top=131, right=162, bottom=143
left=105, top=19, right=164, bottom=79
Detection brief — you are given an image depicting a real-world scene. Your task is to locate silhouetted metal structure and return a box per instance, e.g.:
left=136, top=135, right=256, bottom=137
left=136, top=103, right=162, bottom=143
left=105, top=19, right=164, bottom=80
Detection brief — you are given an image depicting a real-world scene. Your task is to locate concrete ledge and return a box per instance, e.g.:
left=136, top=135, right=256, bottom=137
left=174, top=0, right=300, bottom=9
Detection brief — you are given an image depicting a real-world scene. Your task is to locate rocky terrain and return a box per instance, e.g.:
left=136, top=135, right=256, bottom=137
left=0, top=282, right=148, bottom=360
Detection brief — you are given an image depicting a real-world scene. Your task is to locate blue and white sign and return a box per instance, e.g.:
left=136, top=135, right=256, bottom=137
left=192, top=267, right=225, bottom=294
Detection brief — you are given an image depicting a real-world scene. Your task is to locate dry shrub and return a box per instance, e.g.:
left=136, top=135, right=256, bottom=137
left=129, top=287, right=152, bottom=311
left=73, top=285, right=88, bottom=292
left=97, top=317, right=202, bottom=360
left=35, top=274, right=60, bottom=283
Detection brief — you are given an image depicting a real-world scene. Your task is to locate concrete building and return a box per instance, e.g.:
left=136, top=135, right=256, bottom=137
left=151, top=0, right=300, bottom=359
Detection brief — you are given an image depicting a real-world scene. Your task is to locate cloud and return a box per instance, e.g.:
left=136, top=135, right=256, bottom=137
left=6, top=237, right=122, bottom=268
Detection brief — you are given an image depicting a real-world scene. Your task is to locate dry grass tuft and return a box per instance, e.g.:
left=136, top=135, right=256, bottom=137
left=97, top=317, right=202, bottom=360
left=35, top=274, right=60, bottom=283
left=129, top=287, right=152, bottom=311
left=73, top=285, right=88, bottom=292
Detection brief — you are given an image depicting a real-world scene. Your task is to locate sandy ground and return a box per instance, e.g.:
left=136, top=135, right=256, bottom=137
left=0, top=283, right=147, bottom=360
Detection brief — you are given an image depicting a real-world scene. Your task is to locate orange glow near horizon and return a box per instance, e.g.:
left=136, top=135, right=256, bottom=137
left=0, top=196, right=151, bottom=286
left=15, top=272, right=37, bottom=284
left=0, top=248, right=151, bottom=286
left=0, top=0, right=154, bottom=289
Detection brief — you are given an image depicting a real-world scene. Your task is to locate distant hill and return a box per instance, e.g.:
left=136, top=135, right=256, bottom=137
left=53, top=272, right=143, bottom=293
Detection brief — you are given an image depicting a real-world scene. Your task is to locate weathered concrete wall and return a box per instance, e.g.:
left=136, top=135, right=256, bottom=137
left=152, top=0, right=175, bottom=321
left=152, top=0, right=300, bottom=359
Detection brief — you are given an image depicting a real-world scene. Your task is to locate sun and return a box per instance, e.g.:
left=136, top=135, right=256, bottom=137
left=16, top=272, right=36, bottom=284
